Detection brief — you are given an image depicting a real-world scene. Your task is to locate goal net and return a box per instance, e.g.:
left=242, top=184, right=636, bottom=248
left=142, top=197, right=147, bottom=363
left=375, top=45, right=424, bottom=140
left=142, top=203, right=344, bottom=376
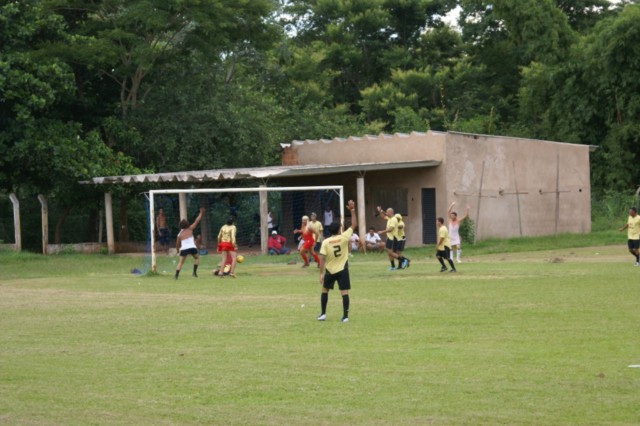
left=146, top=186, right=344, bottom=273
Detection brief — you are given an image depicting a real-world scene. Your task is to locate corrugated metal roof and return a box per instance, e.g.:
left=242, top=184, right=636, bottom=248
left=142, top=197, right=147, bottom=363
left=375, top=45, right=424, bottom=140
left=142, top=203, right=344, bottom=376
left=84, top=160, right=441, bottom=185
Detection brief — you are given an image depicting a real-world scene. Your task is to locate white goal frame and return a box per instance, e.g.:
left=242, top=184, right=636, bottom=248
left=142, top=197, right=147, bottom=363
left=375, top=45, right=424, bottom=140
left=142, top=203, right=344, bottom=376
left=148, top=185, right=344, bottom=272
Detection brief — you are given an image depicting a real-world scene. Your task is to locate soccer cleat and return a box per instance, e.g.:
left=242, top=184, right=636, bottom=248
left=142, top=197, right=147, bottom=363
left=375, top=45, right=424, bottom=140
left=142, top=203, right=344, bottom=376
left=440, top=267, right=447, bottom=272
left=317, top=314, right=326, bottom=321
left=450, top=269, right=457, bottom=273
left=302, top=263, right=309, bottom=268
left=387, top=267, right=396, bottom=271
left=228, top=273, right=236, bottom=278
left=635, top=262, right=639, bottom=266
left=193, top=272, right=198, bottom=278
left=405, top=258, right=411, bottom=268
left=341, top=317, right=349, bottom=323
left=457, top=259, right=461, bottom=263
left=401, top=258, right=409, bottom=269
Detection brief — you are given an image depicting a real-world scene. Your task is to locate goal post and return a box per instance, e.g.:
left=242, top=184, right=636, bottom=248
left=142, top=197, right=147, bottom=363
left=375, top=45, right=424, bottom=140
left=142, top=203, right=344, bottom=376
left=148, top=185, right=344, bottom=272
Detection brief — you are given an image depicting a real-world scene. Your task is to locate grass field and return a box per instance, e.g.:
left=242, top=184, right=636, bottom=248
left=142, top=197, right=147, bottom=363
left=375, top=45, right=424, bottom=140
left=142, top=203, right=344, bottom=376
left=1, top=234, right=639, bottom=425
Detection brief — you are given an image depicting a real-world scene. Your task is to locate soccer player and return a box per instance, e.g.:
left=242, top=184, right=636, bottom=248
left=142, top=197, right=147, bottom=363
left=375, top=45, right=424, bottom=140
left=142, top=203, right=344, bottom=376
left=619, top=206, right=640, bottom=265
left=394, top=213, right=410, bottom=268
left=317, top=199, right=357, bottom=323
left=376, top=206, right=409, bottom=270
left=174, top=207, right=205, bottom=279
left=448, top=201, right=470, bottom=263
left=436, top=217, right=457, bottom=273
left=217, top=216, right=238, bottom=278
left=294, top=216, right=320, bottom=267
left=309, top=212, right=324, bottom=253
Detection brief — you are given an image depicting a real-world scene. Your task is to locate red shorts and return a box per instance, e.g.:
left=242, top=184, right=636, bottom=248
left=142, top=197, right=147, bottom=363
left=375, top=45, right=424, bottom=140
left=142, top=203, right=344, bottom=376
left=217, top=242, right=235, bottom=252
left=302, top=239, right=314, bottom=250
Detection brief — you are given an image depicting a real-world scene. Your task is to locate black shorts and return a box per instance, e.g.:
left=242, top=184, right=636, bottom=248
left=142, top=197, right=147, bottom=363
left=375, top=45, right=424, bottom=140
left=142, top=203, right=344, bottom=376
left=436, top=246, right=451, bottom=258
left=628, top=239, right=640, bottom=250
left=396, top=237, right=406, bottom=252
left=180, top=247, right=198, bottom=257
left=158, top=228, right=170, bottom=244
left=323, top=263, right=351, bottom=291
left=385, top=238, right=398, bottom=251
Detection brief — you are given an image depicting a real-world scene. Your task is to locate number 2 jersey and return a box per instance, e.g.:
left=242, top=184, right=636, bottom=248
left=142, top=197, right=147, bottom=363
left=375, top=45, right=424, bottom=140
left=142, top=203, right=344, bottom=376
left=320, top=227, right=353, bottom=274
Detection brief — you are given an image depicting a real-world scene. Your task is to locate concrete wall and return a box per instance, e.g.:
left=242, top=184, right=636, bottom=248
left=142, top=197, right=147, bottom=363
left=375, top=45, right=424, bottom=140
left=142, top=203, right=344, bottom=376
left=444, top=133, right=591, bottom=239
left=287, top=131, right=446, bottom=165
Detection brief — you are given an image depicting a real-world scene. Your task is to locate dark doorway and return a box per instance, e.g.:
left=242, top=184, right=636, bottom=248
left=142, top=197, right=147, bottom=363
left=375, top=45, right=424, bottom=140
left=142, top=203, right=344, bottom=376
left=421, top=188, right=436, bottom=244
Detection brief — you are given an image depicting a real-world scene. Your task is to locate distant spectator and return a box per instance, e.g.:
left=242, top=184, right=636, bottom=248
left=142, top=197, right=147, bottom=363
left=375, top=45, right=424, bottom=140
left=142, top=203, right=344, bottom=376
left=268, top=230, right=290, bottom=255
left=322, top=205, right=334, bottom=237
left=349, top=232, right=361, bottom=255
left=364, top=227, right=384, bottom=252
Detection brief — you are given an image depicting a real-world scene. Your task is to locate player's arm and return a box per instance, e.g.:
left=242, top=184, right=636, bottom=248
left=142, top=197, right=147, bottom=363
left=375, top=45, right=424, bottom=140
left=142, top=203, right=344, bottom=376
left=460, top=205, right=470, bottom=221
left=619, top=222, right=629, bottom=232
left=448, top=201, right=455, bottom=215
left=347, top=200, right=357, bottom=230
left=231, top=226, right=237, bottom=248
left=189, top=207, right=205, bottom=230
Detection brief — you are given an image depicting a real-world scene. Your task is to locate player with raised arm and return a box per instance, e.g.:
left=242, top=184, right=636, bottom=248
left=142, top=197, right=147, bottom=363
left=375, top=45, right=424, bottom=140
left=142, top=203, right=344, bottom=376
left=448, top=201, right=470, bottom=263
left=317, top=200, right=357, bottom=323
left=174, top=207, right=205, bottom=279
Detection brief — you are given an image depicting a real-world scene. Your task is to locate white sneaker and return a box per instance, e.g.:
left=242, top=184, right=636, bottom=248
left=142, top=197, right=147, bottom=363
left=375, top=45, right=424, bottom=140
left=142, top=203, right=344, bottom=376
left=456, top=258, right=462, bottom=263
left=341, top=317, right=349, bottom=323
left=317, top=314, right=326, bottom=321
left=635, top=262, right=639, bottom=266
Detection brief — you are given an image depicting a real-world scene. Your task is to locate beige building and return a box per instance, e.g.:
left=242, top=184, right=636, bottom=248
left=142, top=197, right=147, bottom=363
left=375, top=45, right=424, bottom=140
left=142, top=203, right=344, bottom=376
left=279, top=131, right=592, bottom=246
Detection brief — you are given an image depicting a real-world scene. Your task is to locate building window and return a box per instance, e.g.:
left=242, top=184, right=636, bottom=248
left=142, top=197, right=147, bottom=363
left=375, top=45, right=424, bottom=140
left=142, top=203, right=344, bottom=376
left=373, top=188, right=408, bottom=216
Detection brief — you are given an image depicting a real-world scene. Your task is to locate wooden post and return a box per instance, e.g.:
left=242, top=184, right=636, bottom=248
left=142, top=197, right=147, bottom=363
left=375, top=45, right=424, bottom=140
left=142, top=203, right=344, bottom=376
left=356, top=176, right=366, bottom=250
left=259, top=185, right=268, bottom=255
left=38, top=195, right=48, bottom=255
left=9, top=193, right=21, bottom=252
left=179, top=193, right=187, bottom=221
left=105, top=192, right=115, bottom=254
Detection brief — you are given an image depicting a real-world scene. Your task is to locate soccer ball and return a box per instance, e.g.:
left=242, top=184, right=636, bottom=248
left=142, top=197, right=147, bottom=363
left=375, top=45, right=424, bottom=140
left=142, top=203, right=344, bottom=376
left=237, top=255, right=245, bottom=263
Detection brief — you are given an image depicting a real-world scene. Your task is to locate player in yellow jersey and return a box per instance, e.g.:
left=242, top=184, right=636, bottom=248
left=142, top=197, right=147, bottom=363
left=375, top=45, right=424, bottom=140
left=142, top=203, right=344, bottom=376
left=317, top=200, right=357, bottom=323
left=216, top=216, right=238, bottom=277
left=394, top=213, right=410, bottom=268
left=436, top=217, right=457, bottom=273
left=376, top=206, right=409, bottom=270
left=309, top=212, right=324, bottom=254
left=619, top=207, right=640, bottom=265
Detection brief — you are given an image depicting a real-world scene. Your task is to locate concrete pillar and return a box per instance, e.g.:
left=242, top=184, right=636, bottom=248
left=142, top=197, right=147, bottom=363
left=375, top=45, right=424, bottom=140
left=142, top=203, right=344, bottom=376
left=179, top=193, right=187, bottom=221
left=105, top=192, right=115, bottom=254
left=9, top=193, right=21, bottom=252
left=259, top=185, right=268, bottom=255
left=38, top=195, right=48, bottom=255
left=356, top=177, right=367, bottom=250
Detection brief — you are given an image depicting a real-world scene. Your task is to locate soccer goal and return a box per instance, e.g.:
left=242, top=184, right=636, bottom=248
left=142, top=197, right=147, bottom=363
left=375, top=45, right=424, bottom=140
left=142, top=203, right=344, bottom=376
left=147, top=186, right=345, bottom=272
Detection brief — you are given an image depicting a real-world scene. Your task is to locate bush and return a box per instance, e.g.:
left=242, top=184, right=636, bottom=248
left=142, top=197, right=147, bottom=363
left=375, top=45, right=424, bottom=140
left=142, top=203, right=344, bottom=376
left=460, top=216, right=475, bottom=245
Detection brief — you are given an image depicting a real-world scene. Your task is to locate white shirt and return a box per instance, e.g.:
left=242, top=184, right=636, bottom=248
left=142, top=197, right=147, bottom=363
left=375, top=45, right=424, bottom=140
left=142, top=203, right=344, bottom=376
left=179, top=234, right=197, bottom=251
left=449, top=222, right=461, bottom=246
left=365, top=232, right=381, bottom=244
left=349, top=233, right=360, bottom=250
left=323, top=210, right=333, bottom=226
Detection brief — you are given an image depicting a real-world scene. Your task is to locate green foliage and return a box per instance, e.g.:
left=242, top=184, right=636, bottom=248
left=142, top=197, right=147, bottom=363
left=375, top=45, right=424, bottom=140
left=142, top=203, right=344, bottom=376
left=459, top=216, right=476, bottom=244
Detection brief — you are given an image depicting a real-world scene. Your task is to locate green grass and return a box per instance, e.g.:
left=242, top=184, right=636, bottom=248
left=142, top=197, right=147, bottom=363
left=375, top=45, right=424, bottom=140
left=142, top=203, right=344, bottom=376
left=1, top=236, right=639, bottom=425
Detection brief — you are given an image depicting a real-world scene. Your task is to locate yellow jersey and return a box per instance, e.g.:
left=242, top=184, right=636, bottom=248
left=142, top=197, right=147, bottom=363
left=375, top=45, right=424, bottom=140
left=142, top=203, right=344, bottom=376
left=384, top=215, right=398, bottom=240
left=628, top=215, right=640, bottom=240
left=309, top=220, right=323, bottom=242
left=320, top=228, right=353, bottom=274
left=437, top=225, right=450, bottom=250
left=395, top=214, right=405, bottom=239
left=217, top=224, right=236, bottom=245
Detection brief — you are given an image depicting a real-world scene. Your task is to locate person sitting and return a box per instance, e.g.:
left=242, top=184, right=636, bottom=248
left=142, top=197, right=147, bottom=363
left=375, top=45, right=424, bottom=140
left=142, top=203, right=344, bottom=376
left=364, top=227, right=384, bottom=252
left=348, top=232, right=361, bottom=256
left=268, top=230, right=290, bottom=255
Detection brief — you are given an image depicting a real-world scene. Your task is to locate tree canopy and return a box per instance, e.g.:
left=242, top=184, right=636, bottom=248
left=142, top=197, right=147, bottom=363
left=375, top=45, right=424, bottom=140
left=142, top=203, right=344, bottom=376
left=1, top=0, right=638, bottom=204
